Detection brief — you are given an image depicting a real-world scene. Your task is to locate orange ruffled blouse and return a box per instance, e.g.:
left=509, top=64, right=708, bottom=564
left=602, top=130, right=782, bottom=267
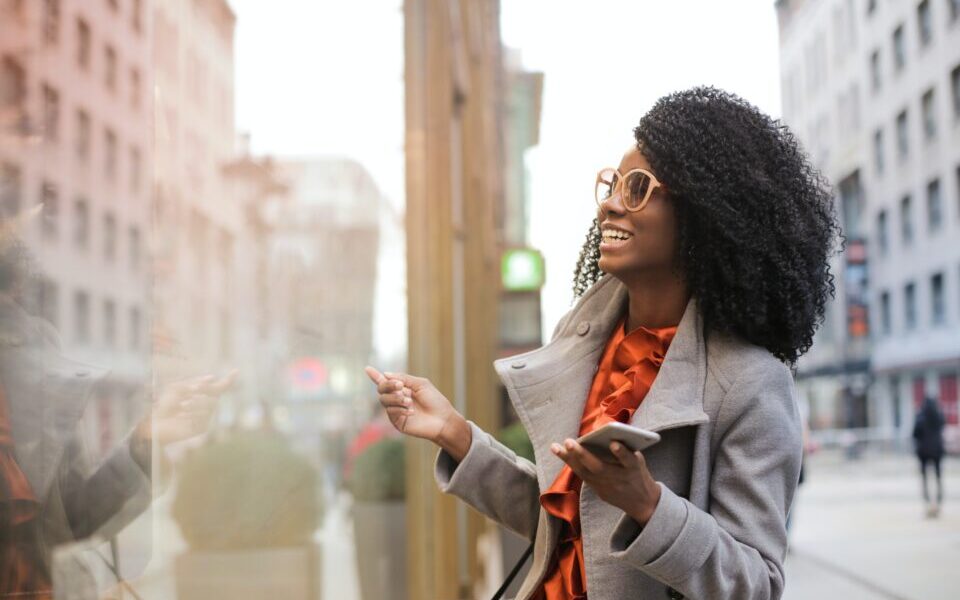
left=0, top=379, right=52, bottom=598
left=534, top=317, right=676, bottom=600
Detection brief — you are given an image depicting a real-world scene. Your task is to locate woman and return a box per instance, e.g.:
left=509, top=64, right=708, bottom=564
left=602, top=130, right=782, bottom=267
left=365, top=87, right=838, bottom=599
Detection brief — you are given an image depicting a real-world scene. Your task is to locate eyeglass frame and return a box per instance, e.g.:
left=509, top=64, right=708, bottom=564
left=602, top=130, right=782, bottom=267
left=594, top=167, right=664, bottom=212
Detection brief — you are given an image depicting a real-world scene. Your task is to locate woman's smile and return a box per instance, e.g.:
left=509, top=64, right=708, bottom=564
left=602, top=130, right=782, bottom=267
left=599, top=223, right=634, bottom=253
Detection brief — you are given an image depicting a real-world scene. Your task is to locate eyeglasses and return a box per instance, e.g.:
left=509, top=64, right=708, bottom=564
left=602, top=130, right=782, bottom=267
left=594, top=167, right=663, bottom=212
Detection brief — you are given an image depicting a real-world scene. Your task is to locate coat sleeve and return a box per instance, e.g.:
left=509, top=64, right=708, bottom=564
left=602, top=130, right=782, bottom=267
left=434, top=420, right=541, bottom=540
left=58, top=429, right=153, bottom=540
left=607, top=364, right=802, bottom=600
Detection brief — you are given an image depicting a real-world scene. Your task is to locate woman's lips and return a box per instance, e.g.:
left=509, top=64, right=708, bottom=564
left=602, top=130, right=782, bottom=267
left=599, top=231, right=633, bottom=252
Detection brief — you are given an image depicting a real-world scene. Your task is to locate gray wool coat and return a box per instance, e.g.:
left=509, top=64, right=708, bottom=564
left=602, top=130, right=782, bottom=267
left=435, top=274, right=803, bottom=599
left=1, top=296, right=152, bottom=575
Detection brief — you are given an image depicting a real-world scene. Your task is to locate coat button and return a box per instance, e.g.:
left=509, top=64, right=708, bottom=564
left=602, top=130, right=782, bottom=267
left=666, top=587, right=684, bottom=599
left=511, top=361, right=526, bottom=369
left=576, top=322, right=590, bottom=336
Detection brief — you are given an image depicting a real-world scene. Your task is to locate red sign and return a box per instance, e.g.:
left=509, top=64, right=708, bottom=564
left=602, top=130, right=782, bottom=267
left=287, top=357, right=328, bottom=392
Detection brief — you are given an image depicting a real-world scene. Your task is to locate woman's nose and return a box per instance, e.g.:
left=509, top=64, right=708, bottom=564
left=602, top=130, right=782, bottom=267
left=599, top=190, right=626, bottom=215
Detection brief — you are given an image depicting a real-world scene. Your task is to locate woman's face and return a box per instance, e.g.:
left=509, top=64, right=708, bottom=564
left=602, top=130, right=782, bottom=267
left=596, top=145, right=680, bottom=282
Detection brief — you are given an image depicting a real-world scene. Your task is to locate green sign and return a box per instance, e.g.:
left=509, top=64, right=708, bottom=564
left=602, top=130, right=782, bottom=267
left=501, top=248, right=545, bottom=291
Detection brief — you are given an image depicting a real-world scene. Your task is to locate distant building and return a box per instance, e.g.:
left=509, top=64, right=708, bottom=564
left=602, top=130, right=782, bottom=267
left=0, top=0, right=152, bottom=454
left=272, top=158, right=381, bottom=433
left=499, top=49, right=545, bottom=430
left=152, top=0, right=239, bottom=380
left=221, top=148, right=293, bottom=417
left=776, top=0, right=960, bottom=443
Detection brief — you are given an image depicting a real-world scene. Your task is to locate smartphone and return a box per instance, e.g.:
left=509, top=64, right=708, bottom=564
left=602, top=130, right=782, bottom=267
left=576, top=422, right=661, bottom=462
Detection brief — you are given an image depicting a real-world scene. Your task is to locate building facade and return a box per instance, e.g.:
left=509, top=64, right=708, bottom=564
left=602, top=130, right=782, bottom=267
left=152, top=0, right=239, bottom=382
left=777, top=0, right=960, bottom=445
left=0, top=0, right=152, bottom=455
left=269, top=158, right=381, bottom=456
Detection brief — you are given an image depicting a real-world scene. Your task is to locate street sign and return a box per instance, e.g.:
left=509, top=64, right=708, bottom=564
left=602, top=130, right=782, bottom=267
left=501, top=248, right=545, bottom=291
left=287, top=357, right=328, bottom=393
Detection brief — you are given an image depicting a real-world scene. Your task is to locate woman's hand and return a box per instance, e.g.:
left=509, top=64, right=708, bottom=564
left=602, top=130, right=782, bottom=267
left=134, top=370, right=237, bottom=447
left=364, top=366, right=471, bottom=462
left=552, top=438, right=662, bottom=527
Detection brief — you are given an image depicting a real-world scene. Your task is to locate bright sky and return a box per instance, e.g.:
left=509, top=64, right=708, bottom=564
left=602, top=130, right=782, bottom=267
left=230, top=0, right=783, bottom=355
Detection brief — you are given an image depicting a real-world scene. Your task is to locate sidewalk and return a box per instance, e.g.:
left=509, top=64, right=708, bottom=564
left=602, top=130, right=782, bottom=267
left=322, top=449, right=958, bottom=600
left=783, top=450, right=958, bottom=600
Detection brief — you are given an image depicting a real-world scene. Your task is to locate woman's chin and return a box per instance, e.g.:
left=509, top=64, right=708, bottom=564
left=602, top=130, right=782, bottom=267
left=597, top=255, right=619, bottom=275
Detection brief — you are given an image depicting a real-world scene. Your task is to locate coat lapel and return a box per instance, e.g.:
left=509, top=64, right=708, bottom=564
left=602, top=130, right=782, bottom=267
left=494, top=274, right=709, bottom=490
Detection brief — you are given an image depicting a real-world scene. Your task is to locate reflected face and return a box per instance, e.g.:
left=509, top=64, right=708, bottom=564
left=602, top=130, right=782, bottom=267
left=595, top=146, right=680, bottom=281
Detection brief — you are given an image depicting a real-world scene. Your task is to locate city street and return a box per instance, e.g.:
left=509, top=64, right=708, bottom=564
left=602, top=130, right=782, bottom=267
left=313, top=447, right=958, bottom=599
left=784, top=449, right=958, bottom=600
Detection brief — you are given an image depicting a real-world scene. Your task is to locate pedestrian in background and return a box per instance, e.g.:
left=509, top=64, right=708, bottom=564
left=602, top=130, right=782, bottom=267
left=913, top=396, right=945, bottom=518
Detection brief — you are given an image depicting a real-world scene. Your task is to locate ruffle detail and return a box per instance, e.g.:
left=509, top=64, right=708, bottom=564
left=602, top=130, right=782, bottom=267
left=537, top=318, right=675, bottom=599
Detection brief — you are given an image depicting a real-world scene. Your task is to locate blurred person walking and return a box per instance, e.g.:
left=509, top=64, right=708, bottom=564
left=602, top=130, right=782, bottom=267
left=913, top=396, right=945, bottom=518
left=366, top=87, right=838, bottom=599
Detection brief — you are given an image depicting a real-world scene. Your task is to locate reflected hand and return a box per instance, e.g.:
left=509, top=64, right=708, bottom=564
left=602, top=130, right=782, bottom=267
left=135, top=371, right=237, bottom=447
left=364, top=366, right=471, bottom=460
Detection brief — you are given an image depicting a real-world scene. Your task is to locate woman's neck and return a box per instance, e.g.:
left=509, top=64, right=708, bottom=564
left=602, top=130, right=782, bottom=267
left=623, top=274, right=690, bottom=333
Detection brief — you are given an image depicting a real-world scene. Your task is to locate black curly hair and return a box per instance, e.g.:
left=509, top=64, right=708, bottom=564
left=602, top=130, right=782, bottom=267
left=573, top=86, right=840, bottom=364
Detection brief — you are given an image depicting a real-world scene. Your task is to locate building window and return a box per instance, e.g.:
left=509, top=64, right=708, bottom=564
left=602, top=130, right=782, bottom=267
left=940, top=374, right=959, bottom=426
left=76, top=108, right=91, bottom=160
left=129, top=306, right=141, bottom=351
left=892, top=24, right=906, bottom=71
left=900, top=195, right=913, bottom=244
left=74, top=290, right=90, bottom=344
left=36, top=278, right=58, bottom=328
left=1, top=164, right=21, bottom=217
left=877, top=209, right=888, bottom=254
left=129, top=67, right=141, bottom=109
left=867, top=0, right=877, bottom=16
left=950, top=0, right=960, bottom=22
left=880, top=290, right=891, bottom=335
left=927, top=178, right=942, bottom=232
left=74, top=198, right=89, bottom=248
left=849, top=83, right=861, bottom=132
left=104, top=44, right=117, bottom=91
left=921, top=88, right=936, bottom=140
left=931, top=272, right=945, bottom=325
left=41, top=84, right=59, bottom=142
left=103, top=299, right=116, bottom=348
left=129, top=225, right=141, bottom=271
left=905, top=282, right=917, bottom=330
left=76, top=17, right=91, bottom=70
left=43, top=0, right=60, bottom=44
left=0, top=56, right=26, bottom=116
left=895, top=109, right=909, bottom=160
left=918, top=1, right=933, bottom=46
left=104, top=128, right=117, bottom=179
left=951, top=64, right=960, bottom=119
left=40, top=181, right=58, bottom=238
left=870, top=49, right=882, bottom=92
left=132, top=0, right=143, bottom=33
left=103, top=212, right=116, bottom=261
left=129, top=146, right=141, bottom=192
left=873, top=128, right=884, bottom=174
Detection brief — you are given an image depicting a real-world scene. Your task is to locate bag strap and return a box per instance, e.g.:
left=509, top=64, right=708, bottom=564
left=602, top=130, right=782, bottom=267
left=491, top=542, right=534, bottom=600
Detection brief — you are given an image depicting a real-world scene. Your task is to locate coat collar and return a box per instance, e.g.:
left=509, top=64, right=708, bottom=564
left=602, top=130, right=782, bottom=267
left=494, top=274, right=709, bottom=488
left=1, top=298, right=105, bottom=497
